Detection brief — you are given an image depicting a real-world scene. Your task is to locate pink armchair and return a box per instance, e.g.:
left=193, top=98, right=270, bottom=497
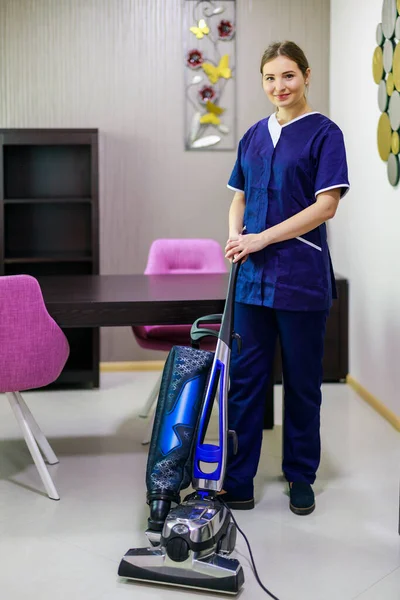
left=0, top=275, right=70, bottom=500
left=132, top=239, right=227, bottom=441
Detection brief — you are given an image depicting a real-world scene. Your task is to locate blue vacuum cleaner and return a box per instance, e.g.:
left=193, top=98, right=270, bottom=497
left=118, top=260, right=245, bottom=595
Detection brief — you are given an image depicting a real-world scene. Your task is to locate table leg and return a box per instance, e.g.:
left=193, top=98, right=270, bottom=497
left=263, top=374, right=274, bottom=430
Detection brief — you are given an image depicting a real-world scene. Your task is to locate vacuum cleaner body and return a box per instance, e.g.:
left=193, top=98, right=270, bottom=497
left=119, top=262, right=244, bottom=595
left=144, top=344, right=215, bottom=532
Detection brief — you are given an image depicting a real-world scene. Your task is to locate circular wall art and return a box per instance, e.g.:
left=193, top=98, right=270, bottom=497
left=374, top=0, right=400, bottom=186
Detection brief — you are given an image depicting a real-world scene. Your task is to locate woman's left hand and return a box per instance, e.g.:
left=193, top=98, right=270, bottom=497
left=225, top=233, right=266, bottom=262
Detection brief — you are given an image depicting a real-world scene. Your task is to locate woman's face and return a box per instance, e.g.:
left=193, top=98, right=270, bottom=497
left=262, top=55, right=310, bottom=111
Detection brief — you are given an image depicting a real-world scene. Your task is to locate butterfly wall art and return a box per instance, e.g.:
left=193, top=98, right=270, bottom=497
left=183, top=0, right=236, bottom=150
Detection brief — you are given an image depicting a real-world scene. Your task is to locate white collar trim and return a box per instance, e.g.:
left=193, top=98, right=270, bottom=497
left=271, top=111, right=320, bottom=128
left=268, top=111, right=320, bottom=148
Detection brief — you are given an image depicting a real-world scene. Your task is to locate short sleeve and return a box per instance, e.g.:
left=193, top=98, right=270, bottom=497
left=314, top=127, right=350, bottom=199
left=227, top=139, right=245, bottom=193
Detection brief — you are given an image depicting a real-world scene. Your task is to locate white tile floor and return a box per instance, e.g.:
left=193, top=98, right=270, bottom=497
left=0, top=373, right=399, bottom=600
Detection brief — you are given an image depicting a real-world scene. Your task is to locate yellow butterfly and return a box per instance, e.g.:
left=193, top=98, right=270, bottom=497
left=190, top=19, right=210, bottom=39
left=202, top=55, right=232, bottom=84
left=200, top=101, right=225, bottom=126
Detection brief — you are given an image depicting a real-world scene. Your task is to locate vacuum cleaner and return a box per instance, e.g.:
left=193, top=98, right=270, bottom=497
left=118, top=260, right=245, bottom=595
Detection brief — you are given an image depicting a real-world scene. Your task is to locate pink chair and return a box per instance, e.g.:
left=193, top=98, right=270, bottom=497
left=132, top=239, right=227, bottom=440
left=0, top=275, right=70, bottom=500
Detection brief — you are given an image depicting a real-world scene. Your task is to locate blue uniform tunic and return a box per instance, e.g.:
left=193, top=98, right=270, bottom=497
left=227, top=112, right=350, bottom=311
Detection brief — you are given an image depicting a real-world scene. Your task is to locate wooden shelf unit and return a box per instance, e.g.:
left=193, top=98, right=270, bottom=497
left=0, top=129, right=100, bottom=388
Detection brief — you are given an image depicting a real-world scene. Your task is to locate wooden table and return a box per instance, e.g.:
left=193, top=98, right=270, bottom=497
left=38, top=273, right=349, bottom=430
left=38, top=274, right=229, bottom=328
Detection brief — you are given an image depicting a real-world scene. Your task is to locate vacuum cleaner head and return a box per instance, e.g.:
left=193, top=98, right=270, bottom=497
left=118, top=493, right=244, bottom=595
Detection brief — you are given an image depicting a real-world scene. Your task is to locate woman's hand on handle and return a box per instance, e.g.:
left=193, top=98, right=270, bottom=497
left=225, top=233, right=266, bottom=263
left=227, top=192, right=246, bottom=262
left=225, top=233, right=248, bottom=264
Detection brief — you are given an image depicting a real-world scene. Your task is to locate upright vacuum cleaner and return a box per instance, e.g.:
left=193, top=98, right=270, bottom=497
left=118, top=260, right=245, bottom=595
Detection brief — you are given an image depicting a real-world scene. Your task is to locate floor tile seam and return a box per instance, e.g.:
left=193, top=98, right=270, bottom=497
left=351, top=565, right=400, bottom=599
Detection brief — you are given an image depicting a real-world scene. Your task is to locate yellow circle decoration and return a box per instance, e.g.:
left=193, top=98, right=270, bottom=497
left=373, top=46, right=384, bottom=84
left=392, top=130, right=400, bottom=153
left=377, top=112, right=392, bottom=161
left=374, top=6, right=400, bottom=185
left=387, top=72, right=395, bottom=95
left=393, top=42, right=400, bottom=90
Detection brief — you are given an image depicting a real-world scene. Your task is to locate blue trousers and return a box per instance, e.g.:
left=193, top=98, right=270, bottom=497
left=224, top=302, right=328, bottom=499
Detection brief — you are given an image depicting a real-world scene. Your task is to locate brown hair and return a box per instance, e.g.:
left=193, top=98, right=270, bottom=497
left=260, top=41, right=310, bottom=77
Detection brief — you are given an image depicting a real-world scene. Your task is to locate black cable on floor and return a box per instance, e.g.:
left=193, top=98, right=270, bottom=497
left=220, top=498, right=282, bottom=600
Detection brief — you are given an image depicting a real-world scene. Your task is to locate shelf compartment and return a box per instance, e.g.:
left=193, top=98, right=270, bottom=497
left=4, top=144, right=92, bottom=199
left=62, top=328, right=94, bottom=371
left=4, top=253, right=92, bottom=263
left=4, top=197, right=92, bottom=205
left=5, top=202, right=92, bottom=259
left=54, top=370, right=97, bottom=386
left=4, top=261, right=94, bottom=276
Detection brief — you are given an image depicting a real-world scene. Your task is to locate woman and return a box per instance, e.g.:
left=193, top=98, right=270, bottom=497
left=222, top=41, right=349, bottom=515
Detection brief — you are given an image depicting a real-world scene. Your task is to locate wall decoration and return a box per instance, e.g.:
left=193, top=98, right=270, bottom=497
left=183, top=0, right=236, bottom=150
left=373, top=0, right=400, bottom=186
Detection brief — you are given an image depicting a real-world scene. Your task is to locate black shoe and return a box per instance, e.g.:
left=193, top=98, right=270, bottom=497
left=217, top=491, right=255, bottom=510
left=289, top=482, right=315, bottom=515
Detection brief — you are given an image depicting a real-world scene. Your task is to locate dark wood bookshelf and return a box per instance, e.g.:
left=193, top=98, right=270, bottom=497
left=0, top=129, right=100, bottom=388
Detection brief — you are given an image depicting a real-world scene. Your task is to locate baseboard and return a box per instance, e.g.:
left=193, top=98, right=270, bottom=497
left=346, top=375, right=400, bottom=432
left=99, top=364, right=400, bottom=432
left=100, top=361, right=165, bottom=372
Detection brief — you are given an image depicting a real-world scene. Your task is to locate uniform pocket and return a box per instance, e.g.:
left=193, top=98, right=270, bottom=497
left=278, top=238, right=325, bottom=290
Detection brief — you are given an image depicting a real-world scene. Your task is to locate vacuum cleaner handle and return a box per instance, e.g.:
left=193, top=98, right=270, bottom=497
left=192, top=259, right=242, bottom=491
left=190, top=259, right=241, bottom=350
left=219, top=259, right=241, bottom=348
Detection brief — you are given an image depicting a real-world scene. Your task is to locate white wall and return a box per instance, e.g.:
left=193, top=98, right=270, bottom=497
left=0, top=0, right=330, bottom=361
left=330, top=0, right=400, bottom=416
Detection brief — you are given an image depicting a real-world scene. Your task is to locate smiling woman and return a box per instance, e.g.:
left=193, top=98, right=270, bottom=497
left=221, top=40, right=350, bottom=517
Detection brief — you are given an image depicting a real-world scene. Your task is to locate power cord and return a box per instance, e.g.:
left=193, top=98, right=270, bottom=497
left=220, top=498, right=282, bottom=600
